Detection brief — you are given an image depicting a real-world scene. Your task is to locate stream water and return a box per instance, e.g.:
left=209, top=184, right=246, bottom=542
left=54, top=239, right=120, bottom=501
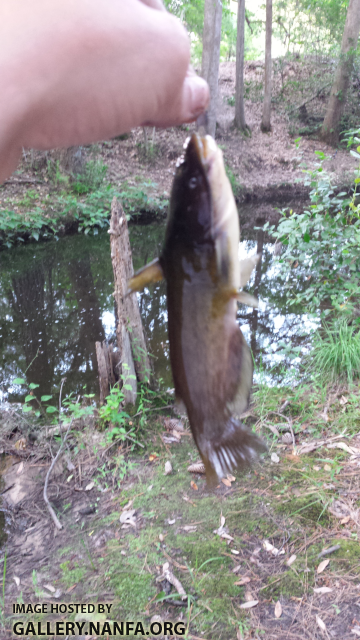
left=0, top=206, right=318, bottom=406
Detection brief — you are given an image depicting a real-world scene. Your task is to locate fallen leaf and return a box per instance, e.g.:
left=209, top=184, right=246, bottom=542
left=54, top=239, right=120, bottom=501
left=263, top=540, right=285, bottom=556
left=286, top=554, right=297, bottom=566
left=341, top=516, right=351, bottom=524
left=239, top=600, right=258, bottom=609
left=16, top=461, right=24, bottom=475
left=43, top=584, right=56, bottom=593
left=351, top=626, right=360, bottom=637
left=220, top=515, right=226, bottom=527
left=168, top=518, right=176, bottom=525
left=120, top=509, right=136, bottom=527
left=149, top=454, right=158, bottom=462
left=314, top=587, right=333, bottom=594
left=234, top=577, right=251, bottom=586
left=232, top=565, right=241, bottom=573
left=85, top=481, right=94, bottom=491
left=274, top=601, right=282, bottom=618
left=227, top=474, right=236, bottom=482
left=221, top=478, right=232, bottom=487
left=317, top=559, right=330, bottom=574
left=324, top=464, right=332, bottom=472
left=271, top=453, right=280, bottom=463
left=339, top=395, right=348, bottom=405
left=183, top=525, right=197, bottom=532
left=231, top=549, right=240, bottom=555
left=159, top=534, right=164, bottom=542
left=14, top=437, right=26, bottom=450
left=190, top=480, right=198, bottom=491
left=164, top=461, right=172, bottom=475
left=13, top=576, right=20, bottom=587
left=313, top=465, right=321, bottom=471
left=316, top=615, right=326, bottom=632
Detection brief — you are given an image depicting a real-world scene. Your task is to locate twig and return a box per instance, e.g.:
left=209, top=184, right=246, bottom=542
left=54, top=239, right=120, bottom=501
left=317, top=544, right=341, bottom=559
left=43, top=378, right=69, bottom=531
left=288, top=82, right=332, bottom=114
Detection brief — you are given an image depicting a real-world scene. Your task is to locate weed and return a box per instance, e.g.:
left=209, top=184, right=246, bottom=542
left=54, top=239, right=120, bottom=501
left=71, top=159, right=108, bottom=195
left=308, top=317, right=360, bottom=383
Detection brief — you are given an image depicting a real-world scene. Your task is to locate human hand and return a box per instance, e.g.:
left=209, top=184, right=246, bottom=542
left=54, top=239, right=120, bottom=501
left=0, top=0, right=209, bottom=182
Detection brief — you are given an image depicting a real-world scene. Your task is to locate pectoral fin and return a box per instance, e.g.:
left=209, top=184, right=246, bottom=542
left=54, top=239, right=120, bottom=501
left=127, top=258, right=164, bottom=295
left=239, top=253, right=261, bottom=288
left=236, top=292, right=259, bottom=308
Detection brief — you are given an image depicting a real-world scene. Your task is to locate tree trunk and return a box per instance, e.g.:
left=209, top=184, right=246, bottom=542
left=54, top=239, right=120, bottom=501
left=261, top=0, right=273, bottom=133
left=235, top=0, right=249, bottom=133
left=201, top=0, right=223, bottom=138
left=109, top=197, right=151, bottom=391
left=320, top=0, right=360, bottom=145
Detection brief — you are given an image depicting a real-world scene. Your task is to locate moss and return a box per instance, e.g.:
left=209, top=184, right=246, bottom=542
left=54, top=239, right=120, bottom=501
left=262, top=570, right=307, bottom=599
left=110, top=572, right=155, bottom=615
left=180, top=537, right=230, bottom=569
left=199, top=574, right=241, bottom=598
left=332, top=540, right=360, bottom=572
left=275, top=494, right=331, bottom=526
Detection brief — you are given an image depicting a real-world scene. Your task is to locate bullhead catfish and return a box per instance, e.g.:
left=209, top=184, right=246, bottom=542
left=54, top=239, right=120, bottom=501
left=128, top=133, right=266, bottom=485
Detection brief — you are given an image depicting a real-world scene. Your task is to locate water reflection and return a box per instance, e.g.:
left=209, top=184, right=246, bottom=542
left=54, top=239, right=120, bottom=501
left=0, top=217, right=317, bottom=404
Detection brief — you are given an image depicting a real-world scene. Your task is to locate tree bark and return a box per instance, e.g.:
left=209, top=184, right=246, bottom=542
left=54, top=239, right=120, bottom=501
left=261, top=0, right=273, bottom=133
left=235, top=0, right=249, bottom=132
left=201, top=0, right=223, bottom=138
left=109, top=197, right=151, bottom=393
left=320, top=0, right=360, bottom=145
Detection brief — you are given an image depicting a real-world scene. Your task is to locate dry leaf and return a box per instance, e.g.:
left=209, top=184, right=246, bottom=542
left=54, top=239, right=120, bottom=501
left=120, top=509, right=136, bottom=527
left=239, top=600, right=258, bottom=609
left=43, top=584, right=56, bottom=593
left=232, top=565, right=241, bottom=573
left=231, top=549, right=240, bottom=555
left=314, top=587, right=333, bottom=594
left=316, top=615, right=326, bottom=632
left=271, top=453, right=280, bottom=463
left=14, top=437, right=26, bottom=450
left=85, top=481, right=94, bottom=491
left=13, top=576, right=20, bottom=587
left=317, top=559, right=330, bottom=574
left=190, top=480, right=198, bottom=491
left=324, top=464, right=331, bottom=472
left=149, top=454, right=158, bottom=462
left=164, top=461, right=172, bottom=475
left=220, top=515, right=226, bottom=527
left=351, top=626, right=360, bottom=637
left=234, top=577, right=251, bottom=586
left=16, top=461, right=24, bottom=475
left=183, top=525, right=197, bottom=532
left=339, top=395, right=348, bottom=405
left=227, top=474, right=236, bottom=482
left=221, top=478, right=232, bottom=487
left=341, top=516, right=351, bottom=524
left=274, top=601, right=282, bottom=618
left=286, top=554, right=297, bottom=566
left=159, top=534, right=164, bottom=542
left=168, top=518, right=176, bottom=525
left=263, top=540, right=285, bottom=556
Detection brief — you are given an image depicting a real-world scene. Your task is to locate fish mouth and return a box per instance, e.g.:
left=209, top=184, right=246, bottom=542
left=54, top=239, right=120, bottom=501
left=185, top=133, right=218, bottom=173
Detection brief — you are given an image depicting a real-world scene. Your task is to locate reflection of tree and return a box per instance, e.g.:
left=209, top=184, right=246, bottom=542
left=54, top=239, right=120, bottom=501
left=7, top=264, right=55, bottom=396
left=65, top=257, right=106, bottom=388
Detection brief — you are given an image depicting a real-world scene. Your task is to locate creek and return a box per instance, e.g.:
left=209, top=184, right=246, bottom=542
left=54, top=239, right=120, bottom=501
left=0, top=204, right=317, bottom=407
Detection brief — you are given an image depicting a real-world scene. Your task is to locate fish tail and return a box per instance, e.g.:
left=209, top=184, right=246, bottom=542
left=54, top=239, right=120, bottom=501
left=201, top=418, right=267, bottom=487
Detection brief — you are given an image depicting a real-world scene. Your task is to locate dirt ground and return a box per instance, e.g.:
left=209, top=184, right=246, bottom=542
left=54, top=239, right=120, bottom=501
left=1, top=383, right=360, bottom=640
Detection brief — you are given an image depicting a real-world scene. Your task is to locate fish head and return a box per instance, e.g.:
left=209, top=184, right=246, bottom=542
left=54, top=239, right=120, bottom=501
left=166, top=133, right=240, bottom=288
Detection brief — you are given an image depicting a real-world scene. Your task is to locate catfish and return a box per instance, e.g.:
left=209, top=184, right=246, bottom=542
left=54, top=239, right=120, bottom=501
left=128, top=133, right=266, bottom=485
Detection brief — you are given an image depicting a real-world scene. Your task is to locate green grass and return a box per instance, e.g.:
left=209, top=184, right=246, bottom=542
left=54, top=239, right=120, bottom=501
left=309, top=318, right=360, bottom=383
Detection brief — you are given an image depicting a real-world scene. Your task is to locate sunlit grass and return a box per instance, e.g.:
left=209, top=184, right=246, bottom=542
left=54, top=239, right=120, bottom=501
left=309, top=318, right=360, bottom=383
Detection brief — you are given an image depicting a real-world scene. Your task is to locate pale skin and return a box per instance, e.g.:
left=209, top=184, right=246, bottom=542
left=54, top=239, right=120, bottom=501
left=0, top=0, right=209, bottom=182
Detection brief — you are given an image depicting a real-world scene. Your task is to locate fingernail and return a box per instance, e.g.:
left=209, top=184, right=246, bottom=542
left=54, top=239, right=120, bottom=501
left=187, top=75, right=209, bottom=118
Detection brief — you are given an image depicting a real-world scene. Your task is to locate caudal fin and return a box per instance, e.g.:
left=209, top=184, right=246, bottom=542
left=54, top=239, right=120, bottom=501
left=201, top=418, right=267, bottom=487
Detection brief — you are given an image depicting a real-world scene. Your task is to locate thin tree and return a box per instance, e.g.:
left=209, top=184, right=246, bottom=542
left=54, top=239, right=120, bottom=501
left=201, top=0, right=223, bottom=138
left=261, top=0, right=272, bottom=133
left=320, top=0, right=360, bottom=145
left=235, top=0, right=250, bottom=133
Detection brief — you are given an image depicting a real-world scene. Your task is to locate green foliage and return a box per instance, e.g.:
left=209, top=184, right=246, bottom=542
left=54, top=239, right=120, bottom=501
left=71, top=159, right=108, bottom=195
left=309, top=318, right=360, bottom=383
left=267, top=149, right=360, bottom=317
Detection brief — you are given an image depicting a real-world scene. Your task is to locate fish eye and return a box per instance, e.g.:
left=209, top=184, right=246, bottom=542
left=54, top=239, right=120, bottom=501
left=188, top=177, right=198, bottom=189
